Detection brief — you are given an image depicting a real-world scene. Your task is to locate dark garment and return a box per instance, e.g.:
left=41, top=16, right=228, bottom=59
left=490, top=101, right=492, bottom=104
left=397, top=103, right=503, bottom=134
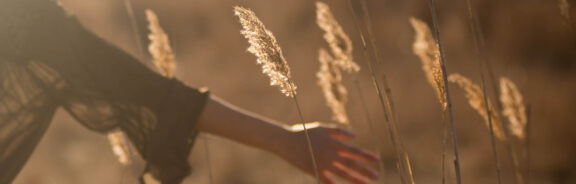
left=0, top=0, right=209, bottom=183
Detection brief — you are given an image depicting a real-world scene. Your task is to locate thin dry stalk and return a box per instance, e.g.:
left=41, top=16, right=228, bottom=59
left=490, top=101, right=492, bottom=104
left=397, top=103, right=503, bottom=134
left=352, top=77, right=387, bottom=180
left=448, top=74, right=506, bottom=140
left=315, top=3, right=388, bottom=179
left=146, top=10, right=176, bottom=78
left=461, top=1, right=506, bottom=183
left=234, top=6, right=297, bottom=98
left=123, top=0, right=146, bottom=61
left=234, top=6, right=320, bottom=183
left=525, top=104, right=532, bottom=184
left=499, top=77, right=526, bottom=184
left=144, top=9, right=176, bottom=184
left=146, top=10, right=215, bottom=183
left=500, top=77, right=527, bottom=140
left=146, top=10, right=215, bottom=184
left=107, top=2, right=145, bottom=182
left=426, top=0, right=463, bottom=182
left=316, top=1, right=360, bottom=73
left=410, top=17, right=447, bottom=111
left=440, top=112, right=448, bottom=184
left=317, top=49, right=350, bottom=124
left=345, top=0, right=415, bottom=183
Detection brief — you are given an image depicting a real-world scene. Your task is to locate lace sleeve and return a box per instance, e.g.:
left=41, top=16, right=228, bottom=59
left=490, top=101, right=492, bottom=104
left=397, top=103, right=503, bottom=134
left=0, top=0, right=209, bottom=183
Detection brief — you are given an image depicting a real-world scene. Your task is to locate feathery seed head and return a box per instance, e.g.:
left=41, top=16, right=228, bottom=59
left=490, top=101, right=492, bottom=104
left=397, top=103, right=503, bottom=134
left=449, top=73, right=506, bottom=140
left=317, top=48, right=349, bottom=124
left=316, top=2, right=360, bottom=73
left=410, top=17, right=446, bottom=110
left=500, top=77, right=527, bottom=140
left=234, top=6, right=297, bottom=97
left=108, top=130, right=131, bottom=165
left=146, top=9, right=176, bottom=78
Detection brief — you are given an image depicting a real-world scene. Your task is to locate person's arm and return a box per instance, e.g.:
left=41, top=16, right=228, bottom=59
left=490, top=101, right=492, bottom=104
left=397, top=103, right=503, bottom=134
left=197, top=95, right=380, bottom=184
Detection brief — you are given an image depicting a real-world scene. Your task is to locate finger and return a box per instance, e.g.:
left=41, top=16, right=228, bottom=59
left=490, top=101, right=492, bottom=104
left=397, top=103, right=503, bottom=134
left=324, top=127, right=355, bottom=140
left=338, top=156, right=379, bottom=180
left=320, top=170, right=336, bottom=184
left=336, top=142, right=380, bottom=164
left=330, top=162, right=369, bottom=184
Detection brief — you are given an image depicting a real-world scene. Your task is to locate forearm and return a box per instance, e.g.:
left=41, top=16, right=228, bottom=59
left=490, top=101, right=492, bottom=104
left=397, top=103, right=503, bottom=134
left=196, top=95, right=292, bottom=154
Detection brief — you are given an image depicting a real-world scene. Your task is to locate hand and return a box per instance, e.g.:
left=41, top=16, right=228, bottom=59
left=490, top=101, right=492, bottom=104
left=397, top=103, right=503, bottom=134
left=276, top=122, right=380, bottom=184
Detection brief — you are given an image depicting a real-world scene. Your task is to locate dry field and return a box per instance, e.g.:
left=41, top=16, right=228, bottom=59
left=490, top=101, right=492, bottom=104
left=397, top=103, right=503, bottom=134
left=12, top=0, right=576, bottom=183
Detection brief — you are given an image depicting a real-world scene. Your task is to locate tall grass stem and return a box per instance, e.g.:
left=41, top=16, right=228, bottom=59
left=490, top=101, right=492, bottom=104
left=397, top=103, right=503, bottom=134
left=353, top=77, right=387, bottom=182
left=525, top=104, right=532, bottom=184
left=462, top=0, right=503, bottom=183
left=202, top=135, right=215, bottom=184
left=344, top=0, right=415, bottom=183
left=344, top=0, right=416, bottom=183
left=122, top=1, right=146, bottom=183
left=426, top=0, right=463, bottom=183
left=292, top=92, right=322, bottom=184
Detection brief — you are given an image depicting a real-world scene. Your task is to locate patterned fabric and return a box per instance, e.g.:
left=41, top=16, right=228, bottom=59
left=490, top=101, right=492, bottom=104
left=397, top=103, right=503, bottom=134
left=0, top=0, right=209, bottom=183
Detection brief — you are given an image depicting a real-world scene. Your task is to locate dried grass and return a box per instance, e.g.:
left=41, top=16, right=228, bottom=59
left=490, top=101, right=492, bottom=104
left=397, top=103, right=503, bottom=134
left=234, top=7, right=323, bottom=182
left=234, top=6, right=297, bottom=97
left=146, top=9, right=176, bottom=78
left=410, top=17, right=447, bottom=111
left=448, top=73, right=506, bottom=140
left=317, top=48, right=350, bottom=124
left=499, top=77, right=527, bottom=140
left=316, top=1, right=360, bottom=73
left=107, top=130, right=130, bottom=165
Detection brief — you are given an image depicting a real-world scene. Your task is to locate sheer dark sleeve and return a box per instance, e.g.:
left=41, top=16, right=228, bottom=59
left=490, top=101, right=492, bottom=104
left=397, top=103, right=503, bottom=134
left=0, top=62, right=60, bottom=184
left=51, top=10, right=210, bottom=184
left=0, top=0, right=210, bottom=183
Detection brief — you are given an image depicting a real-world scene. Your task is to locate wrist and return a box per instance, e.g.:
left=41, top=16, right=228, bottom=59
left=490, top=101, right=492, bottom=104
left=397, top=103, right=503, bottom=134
left=267, top=125, right=295, bottom=156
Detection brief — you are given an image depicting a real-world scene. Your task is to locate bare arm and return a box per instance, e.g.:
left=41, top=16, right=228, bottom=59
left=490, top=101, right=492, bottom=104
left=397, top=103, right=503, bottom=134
left=197, top=95, right=380, bottom=184
left=196, top=95, right=291, bottom=154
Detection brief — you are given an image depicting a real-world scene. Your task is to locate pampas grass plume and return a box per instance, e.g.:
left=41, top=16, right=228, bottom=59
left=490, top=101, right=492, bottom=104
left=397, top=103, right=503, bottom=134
left=500, top=77, right=527, bottom=140
left=234, top=6, right=297, bottom=97
left=410, top=17, right=447, bottom=111
left=449, top=73, right=506, bottom=140
left=317, top=48, right=349, bottom=124
left=146, top=9, right=176, bottom=78
left=107, top=130, right=130, bottom=165
left=316, top=1, right=360, bottom=73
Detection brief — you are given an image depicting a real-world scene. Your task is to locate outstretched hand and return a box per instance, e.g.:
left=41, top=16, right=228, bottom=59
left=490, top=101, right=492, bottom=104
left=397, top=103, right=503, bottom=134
left=198, top=97, right=380, bottom=183
left=276, top=122, right=380, bottom=184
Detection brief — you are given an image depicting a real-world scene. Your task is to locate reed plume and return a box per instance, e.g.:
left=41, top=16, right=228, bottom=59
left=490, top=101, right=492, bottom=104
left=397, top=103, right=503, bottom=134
left=410, top=17, right=446, bottom=111
left=234, top=6, right=297, bottom=97
left=317, top=48, right=350, bottom=124
left=316, top=1, right=360, bottom=73
left=234, top=6, right=320, bottom=183
left=448, top=73, right=506, bottom=140
left=146, top=9, right=176, bottom=78
left=499, top=77, right=527, bottom=140
left=411, top=17, right=449, bottom=183
left=107, top=130, right=131, bottom=165
left=343, top=0, right=415, bottom=182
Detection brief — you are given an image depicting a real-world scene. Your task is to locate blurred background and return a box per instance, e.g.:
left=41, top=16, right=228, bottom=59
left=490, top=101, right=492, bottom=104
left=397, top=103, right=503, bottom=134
left=12, top=0, right=576, bottom=183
